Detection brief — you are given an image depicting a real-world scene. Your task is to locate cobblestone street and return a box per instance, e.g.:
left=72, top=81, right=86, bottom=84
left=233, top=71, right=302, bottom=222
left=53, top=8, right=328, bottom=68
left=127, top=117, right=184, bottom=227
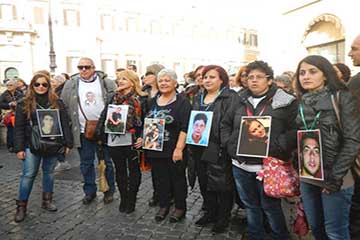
left=0, top=146, right=251, bottom=240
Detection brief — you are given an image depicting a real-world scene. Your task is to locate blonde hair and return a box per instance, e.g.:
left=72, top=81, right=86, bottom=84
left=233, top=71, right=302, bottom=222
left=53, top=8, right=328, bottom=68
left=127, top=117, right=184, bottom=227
left=116, top=70, right=147, bottom=97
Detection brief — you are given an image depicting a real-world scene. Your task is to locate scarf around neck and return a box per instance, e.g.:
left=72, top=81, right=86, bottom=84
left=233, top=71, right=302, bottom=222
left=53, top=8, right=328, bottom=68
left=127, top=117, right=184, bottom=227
left=113, top=90, right=142, bottom=130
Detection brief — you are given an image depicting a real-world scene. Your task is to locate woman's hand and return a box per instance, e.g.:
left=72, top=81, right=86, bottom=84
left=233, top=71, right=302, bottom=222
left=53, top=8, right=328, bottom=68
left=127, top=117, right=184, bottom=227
left=16, top=151, right=25, bottom=160
left=134, top=138, right=143, bottom=149
left=65, top=147, right=71, bottom=156
left=172, top=148, right=183, bottom=162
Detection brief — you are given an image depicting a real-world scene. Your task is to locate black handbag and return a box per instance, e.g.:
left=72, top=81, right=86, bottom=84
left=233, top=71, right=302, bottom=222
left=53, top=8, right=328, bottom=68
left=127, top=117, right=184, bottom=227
left=29, top=124, right=65, bottom=156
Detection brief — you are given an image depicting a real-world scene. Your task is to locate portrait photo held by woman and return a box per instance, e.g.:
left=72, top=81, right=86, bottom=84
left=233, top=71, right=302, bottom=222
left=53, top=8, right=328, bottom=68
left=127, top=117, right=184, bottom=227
left=294, top=55, right=360, bottom=240
left=143, top=118, right=165, bottom=151
left=236, top=116, right=271, bottom=158
left=297, top=129, right=324, bottom=181
left=186, top=111, right=213, bottom=147
left=104, top=104, right=128, bottom=134
left=36, top=109, right=63, bottom=137
left=13, top=73, right=73, bottom=223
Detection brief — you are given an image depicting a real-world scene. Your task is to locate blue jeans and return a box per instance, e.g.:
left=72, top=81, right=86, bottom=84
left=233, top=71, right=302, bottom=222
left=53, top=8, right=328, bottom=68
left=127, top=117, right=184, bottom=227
left=78, top=134, right=115, bottom=196
left=300, top=182, right=354, bottom=240
left=18, top=148, right=58, bottom=200
left=232, top=167, right=289, bottom=240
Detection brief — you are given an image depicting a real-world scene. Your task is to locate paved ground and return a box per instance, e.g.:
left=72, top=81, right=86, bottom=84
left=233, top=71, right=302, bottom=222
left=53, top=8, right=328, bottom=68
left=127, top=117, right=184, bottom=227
left=0, top=145, right=311, bottom=240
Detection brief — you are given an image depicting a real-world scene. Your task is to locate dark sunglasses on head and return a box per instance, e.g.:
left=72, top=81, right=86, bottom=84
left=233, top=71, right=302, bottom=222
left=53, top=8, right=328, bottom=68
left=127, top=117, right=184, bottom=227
left=34, top=82, right=49, bottom=88
left=77, top=65, right=93, bottom=70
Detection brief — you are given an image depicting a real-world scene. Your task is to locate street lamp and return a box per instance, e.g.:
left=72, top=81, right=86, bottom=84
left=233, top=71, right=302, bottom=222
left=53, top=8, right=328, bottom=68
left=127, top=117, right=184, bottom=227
left=48, top=0, right=57, bottom=75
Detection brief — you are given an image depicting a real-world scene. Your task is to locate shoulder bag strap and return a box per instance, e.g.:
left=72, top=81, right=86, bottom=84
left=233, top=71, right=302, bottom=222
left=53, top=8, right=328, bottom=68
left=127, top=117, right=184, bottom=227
left=77, top=93, right=88, bottom=121
left=330, top=91, right=342, bottom=129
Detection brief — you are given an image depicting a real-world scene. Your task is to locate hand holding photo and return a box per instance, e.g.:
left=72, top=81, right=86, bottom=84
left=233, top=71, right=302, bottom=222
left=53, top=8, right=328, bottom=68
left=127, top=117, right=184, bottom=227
left=236, top=116, right=271, bottom=158
left=186, top=111, right=213, bottom=147
left=105, top=104, right=129, bottom=134
left=36, top=109, right=63, bottom=137
left=297, top=129, right=324, bottom=181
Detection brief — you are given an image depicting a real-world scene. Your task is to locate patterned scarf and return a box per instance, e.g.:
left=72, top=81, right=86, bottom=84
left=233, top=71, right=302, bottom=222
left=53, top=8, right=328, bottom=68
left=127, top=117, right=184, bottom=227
left=113, top=90, right=142, bottom=130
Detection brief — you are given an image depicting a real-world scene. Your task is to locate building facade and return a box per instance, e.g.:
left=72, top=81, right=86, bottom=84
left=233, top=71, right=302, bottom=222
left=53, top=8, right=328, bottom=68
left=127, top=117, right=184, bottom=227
left=0, top=0, right=259, bottom=82
left=266, top=0, right=359, bottom=74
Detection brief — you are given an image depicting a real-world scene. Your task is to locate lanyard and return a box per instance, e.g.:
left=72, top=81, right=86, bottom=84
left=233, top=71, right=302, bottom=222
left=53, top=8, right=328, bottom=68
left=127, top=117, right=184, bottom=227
left=153, top=93, right=177, bottom=117
left=246, top=104, right=267, bottom=116
left=200, top=87, right=225, bottom=111
left=299, top=104, right=321, bottom=130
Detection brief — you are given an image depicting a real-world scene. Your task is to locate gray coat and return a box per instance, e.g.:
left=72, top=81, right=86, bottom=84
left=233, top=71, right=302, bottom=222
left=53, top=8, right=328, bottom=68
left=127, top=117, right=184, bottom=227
left=60, top=71, right=116, bottom=147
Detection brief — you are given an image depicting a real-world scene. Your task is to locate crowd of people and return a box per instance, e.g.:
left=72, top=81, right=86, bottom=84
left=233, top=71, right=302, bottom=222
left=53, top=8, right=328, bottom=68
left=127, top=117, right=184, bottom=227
left=1, top=34, right=360, bottom=240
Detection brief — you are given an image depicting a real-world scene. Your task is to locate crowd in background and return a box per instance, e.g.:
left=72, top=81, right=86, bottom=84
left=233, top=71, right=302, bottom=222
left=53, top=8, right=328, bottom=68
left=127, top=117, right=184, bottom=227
left=1, top=34, right=360, bottom=240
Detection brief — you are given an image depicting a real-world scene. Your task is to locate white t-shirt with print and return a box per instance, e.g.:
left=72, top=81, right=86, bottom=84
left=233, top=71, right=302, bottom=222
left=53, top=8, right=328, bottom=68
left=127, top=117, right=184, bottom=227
left=78, top=76, right=105, bottom=132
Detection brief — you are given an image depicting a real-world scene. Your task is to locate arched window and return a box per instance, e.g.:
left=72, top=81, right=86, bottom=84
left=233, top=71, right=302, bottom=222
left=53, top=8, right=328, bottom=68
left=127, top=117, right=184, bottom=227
left=4, top=67, right=19, bottom=80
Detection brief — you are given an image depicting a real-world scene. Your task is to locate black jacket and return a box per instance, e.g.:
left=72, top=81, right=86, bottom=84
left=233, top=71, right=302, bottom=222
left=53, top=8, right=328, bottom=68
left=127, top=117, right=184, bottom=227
left=187, top=87, right=238, bottom=191
left=13, top=98, right=73, bottom=153
left=222, top=84, right=298, bottom=165
left=0, top=89, right=24, bottom=110
left=297, top=89, right=360, bottom=192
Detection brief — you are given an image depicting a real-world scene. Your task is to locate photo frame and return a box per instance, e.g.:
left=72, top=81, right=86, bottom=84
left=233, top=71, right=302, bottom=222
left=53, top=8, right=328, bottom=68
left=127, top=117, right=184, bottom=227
left=236, top=116, right=271, bottom=158
left=36, top=109, right=63, bottom=137
left=297, top=129, right=324, bottom=181
left=104, top=104, right=129, bottom=134
left=142, top=118, right=165, bottom=151
left=186, top=110, right=213, bottom=147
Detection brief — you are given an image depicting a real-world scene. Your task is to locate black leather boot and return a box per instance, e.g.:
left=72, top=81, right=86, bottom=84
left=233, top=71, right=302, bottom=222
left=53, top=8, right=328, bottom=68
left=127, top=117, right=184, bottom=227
left=126, top=191, right=137, bottom=214
left=41, top=192, right=57, bottom=212
left=14, top=200, right=27, bottom=223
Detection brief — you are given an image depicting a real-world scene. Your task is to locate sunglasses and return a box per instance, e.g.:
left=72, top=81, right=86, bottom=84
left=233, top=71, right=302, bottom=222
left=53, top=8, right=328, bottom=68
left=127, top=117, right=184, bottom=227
left=34, top=82, right=49, bottom=88
left=77, top=65, right=93, bottom=70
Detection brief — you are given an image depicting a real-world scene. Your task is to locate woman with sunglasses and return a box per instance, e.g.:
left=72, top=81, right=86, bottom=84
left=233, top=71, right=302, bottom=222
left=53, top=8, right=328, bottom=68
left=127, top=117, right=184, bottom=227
left=13, top=73, right=73, bottom=222
left=294, top=55, right=360, bottom=240
left=96, top=70, right=145, bottom=214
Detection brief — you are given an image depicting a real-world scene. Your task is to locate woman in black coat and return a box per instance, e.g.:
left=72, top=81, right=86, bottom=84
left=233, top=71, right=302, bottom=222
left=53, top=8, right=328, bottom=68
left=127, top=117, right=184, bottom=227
left=188, top=65, right=238, bottom=233
left=13, top=73, right=73, bottom=223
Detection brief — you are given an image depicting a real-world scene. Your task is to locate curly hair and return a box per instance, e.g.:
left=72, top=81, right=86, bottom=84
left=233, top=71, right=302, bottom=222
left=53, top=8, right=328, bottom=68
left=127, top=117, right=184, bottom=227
left=246, top=60, right=274, bottom=80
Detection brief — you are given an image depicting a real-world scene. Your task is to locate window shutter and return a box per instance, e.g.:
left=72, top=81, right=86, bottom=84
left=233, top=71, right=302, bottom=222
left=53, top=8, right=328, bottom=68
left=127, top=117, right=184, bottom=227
left=76, top=11, right=80, bottom=26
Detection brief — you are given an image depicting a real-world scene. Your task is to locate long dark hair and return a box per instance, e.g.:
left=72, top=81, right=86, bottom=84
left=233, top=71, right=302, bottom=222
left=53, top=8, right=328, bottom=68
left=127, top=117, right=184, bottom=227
left=23, top=73, right=59, bottom=119
left=294, top=55, right=346, bottom=98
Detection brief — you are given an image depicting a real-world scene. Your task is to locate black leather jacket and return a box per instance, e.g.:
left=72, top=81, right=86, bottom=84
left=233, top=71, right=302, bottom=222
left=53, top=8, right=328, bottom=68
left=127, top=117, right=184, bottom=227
left=297, top=89, right=360, bottom=192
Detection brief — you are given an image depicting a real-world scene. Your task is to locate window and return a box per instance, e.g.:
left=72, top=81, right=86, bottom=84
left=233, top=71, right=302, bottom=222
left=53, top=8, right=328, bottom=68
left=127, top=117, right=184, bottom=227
left=100, top=14, right=115, bottom=31
left=0, top=4, right=17, bottom=21
left=5, top=67, right=19, bottom=80
left=101, top=59, right=116, bottom=76
left=126, top=17, right=137, bottom=32
left=66, top=56, right=80, bottom=74
left=150, top=20, right=161, bottom=34
left=63, top=9, right=80, bottom=27
left=250, top=34, right=258, bottom=47
left=307, top=40, right=345, bottom=63
left=34, top=7, right=44, bottom=24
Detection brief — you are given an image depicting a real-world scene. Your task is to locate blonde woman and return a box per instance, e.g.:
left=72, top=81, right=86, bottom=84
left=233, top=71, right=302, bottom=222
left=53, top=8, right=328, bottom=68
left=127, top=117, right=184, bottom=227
left=97, top=70, right=146, bottom=214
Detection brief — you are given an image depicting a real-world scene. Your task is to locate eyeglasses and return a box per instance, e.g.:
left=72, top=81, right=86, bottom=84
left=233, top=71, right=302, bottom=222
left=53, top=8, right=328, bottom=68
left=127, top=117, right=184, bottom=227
left=247, top=75, right=269, bottom=81
left=77, top=65, right=93, bottom=70
left=6, top=84, right=14, bottom=87
left=34, top=82, right=49, bottom=88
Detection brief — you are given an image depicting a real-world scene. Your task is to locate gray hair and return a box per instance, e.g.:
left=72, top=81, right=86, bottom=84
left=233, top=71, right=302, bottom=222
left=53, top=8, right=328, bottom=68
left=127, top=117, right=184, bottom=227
left=53, top=75, right=66, bottom=84
left=157, top=69, right=177, bottom=82
left=274, top=74, right=292, bottom=86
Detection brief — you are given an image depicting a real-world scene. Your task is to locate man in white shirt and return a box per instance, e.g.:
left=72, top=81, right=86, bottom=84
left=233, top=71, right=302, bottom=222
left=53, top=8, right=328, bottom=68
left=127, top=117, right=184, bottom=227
left=61, top=57, right=116, bottom=205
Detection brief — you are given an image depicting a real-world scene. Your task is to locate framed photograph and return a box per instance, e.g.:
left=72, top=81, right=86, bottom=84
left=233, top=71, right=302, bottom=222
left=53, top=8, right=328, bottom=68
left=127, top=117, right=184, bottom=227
left=36, top=109, right=63, bottom=137
left=236, top=116, right=271, bottom=158
left=186, top=110, right=213, bottom=147
left=143, top=118, right=165, bottom=151
left=104, top=104, right=129, bottom=134
left=297, top=129, right=324, bottom=181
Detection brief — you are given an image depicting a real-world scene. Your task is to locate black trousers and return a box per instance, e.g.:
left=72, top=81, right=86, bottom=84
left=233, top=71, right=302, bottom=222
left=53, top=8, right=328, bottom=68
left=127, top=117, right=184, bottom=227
left=150, top=157, right=187, bottom=210
left=350, top=177, right=360, bottom=239
left=199, top=160, right=233, bottom=221
left=196, top=153, right=209, bottom=210
left=108, top=146, right=141, bottom=195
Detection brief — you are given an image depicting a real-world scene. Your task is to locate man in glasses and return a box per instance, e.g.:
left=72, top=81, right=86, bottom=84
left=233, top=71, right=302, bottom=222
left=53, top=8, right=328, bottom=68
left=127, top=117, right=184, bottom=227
left=61, top=57, right=116, bottom=205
